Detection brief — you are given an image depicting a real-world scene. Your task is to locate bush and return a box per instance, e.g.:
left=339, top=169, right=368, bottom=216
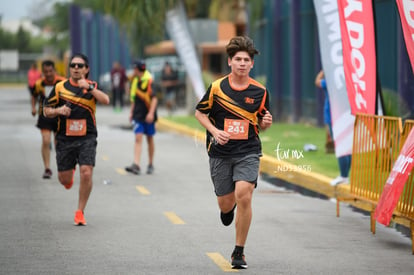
left=381, top=89, right=410, bottom=118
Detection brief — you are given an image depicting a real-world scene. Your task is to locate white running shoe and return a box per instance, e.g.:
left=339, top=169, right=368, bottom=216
left=330, top=176, right=349, bottom=186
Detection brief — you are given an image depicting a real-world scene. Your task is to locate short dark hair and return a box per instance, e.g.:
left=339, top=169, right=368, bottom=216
left=226, top=36, right=259, bottom=59
left=42, top=60, right=55, bottom=68
left=70, top=53, right=89, bottom=67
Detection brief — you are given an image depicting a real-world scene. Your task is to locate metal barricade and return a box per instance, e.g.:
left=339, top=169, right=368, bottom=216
left=338, top=114, right=414, bottom=254
left=396, top=120, right=414, bottom=223
left=349, top=114, right=402, bottom=205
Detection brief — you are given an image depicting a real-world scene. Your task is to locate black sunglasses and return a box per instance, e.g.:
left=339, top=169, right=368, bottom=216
left=69, top=63, right=87, bottom=68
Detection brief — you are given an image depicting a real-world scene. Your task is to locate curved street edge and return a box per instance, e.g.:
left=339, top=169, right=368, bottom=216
left=156, top=117, right=411, bottom=229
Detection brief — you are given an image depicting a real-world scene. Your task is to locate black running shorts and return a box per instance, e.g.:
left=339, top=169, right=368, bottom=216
left=36, top=114, right=57, bottom=132
left=55, top=137, right=97, bottom=171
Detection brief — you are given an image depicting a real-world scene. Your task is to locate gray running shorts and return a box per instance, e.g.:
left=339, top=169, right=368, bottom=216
left=209, top=154, right=259, bottom=196
left=56, top=137, right=97, bottom=171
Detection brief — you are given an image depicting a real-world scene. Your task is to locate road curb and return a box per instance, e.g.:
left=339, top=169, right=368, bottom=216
left=157, top=117, right=336, bottom=197
left=157, top=117, right=414, bottom=229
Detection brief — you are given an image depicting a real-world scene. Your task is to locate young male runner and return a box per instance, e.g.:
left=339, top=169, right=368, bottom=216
left=195, top=36, right=273, bottom=269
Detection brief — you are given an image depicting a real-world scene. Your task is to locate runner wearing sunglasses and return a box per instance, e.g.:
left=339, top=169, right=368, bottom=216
left=43, top=53, right=110, bottom=226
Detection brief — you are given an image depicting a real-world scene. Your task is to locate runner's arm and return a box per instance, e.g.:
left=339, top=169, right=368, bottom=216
left=258, top=111, right=272, bottom=131
left=315, top=70, right=324, bottom=88
left=90, top=88, right=110, bottom=105
left=145, top=97, right=158, bottom=123
left=43, top=105, right=71, bottom=118
left=195, top=110, right=230, bottom=145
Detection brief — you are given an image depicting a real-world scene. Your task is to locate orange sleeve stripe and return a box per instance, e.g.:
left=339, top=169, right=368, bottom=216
left=258, top=90, right=268, bottom=115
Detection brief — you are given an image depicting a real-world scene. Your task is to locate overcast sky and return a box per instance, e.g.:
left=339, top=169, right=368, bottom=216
left=0, top=0, right=32, bottom=21
left=0, top=0, right=68, bottom=21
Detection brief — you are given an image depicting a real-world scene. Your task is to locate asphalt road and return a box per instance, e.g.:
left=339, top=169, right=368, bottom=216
left=1, top=85, right=413, bottom=275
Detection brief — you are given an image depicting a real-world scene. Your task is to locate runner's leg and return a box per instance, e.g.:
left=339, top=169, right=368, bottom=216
left=78, top=165, right=93, bottom=211
left=134, top=133, right=143, bottom=166
left=58, top=169, right=75, bottom=186
left=146, top=135, right=154, bottom=165
left=41, top=129, right=52, bottom=170
left=217, top=192, right=236, bottom=214
left=234, top=180, right=254, bottom=246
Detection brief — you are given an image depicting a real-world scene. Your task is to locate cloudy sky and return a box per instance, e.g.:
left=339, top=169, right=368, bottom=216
left=0, top=0, right=32, bottom=21
left=0, top=0, right=68, bottom=21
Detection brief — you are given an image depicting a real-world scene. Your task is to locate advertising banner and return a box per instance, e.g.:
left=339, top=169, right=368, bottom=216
left=165, top=2, right=205, bottom=100
left=337, top=0, right=377, bottom=115
left=375, top=127, right=414, bottom=226
left=313, top=0, right=355, bottom=157
left=396, top=0, right=414, bottom=72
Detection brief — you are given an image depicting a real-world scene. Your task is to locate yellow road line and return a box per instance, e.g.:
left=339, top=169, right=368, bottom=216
left=136, top=185, right=151, bottom=195
left=116, top=168, right=127, bottom=175
left=206, top=252, right=238, bottom=272
left=102, top=155, right=109, bottom=161
left=163, top=211, right=186, bottom=224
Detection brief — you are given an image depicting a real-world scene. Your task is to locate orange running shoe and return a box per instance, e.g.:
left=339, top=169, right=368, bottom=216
left=74, top=209, right=87, bottom=225
left=64, top=168, right=76, bottom=190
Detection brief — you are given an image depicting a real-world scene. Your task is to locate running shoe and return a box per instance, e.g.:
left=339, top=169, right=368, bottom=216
left=74, top=209, right=86, bottom=225
left=220, top=204, right=236, bottom=226
left=42, top=168, right=52, bottom=179
left=64, top=168, right=76, bottom=190
left=125, top=163, right=140, bottom=175
left=330, top=176, right=349, bottom=186
left=147, top=164, right=154, bottom=174
left=231, top=251, right=248, bottom=269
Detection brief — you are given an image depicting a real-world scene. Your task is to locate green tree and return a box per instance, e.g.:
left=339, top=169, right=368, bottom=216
left=31, top=1, right=71, bottom=57
left=34, top=0, right=107, bottom=33
left=102, top=0, right=212, bottom=55
left=104, top=0, right=262, bottom=45
left=15, top=26, right=31, bottom=52
left=0, top=27, right=16, bottom=49
left=28, top=0, right=263, bottom=57
left=33, top=0, right=109, bottom=58
left=103, top=0, right=176, bottom=55
left=30, top=36, right=51, bottom=53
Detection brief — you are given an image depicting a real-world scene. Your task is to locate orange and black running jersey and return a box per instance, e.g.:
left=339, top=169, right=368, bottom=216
left=33, top=75, right=65, bottom=116
left=44, top=78, right=98, bottom=141
left=196, top=75, right=270, bottom=158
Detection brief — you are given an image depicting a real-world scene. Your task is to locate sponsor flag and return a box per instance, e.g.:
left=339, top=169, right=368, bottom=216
left=313, top=0, right=355, bottom=158
left=396, top=0, right=414, bottom=72
left=337, top=0, right=377, bottom=115
left=373, top=1, right=414, bottom=226
left=375, top=127, right=414, bottom=226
